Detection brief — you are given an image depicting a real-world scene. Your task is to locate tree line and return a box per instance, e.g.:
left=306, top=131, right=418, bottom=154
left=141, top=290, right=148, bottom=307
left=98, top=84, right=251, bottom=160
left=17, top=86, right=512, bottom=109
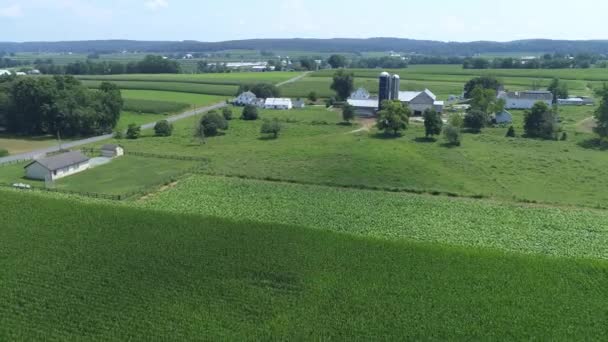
left=0, top=76, right=123, bottom=137
left=34, top=55, right=180, bottom=75
left=463, top=53, right=601, bottom=70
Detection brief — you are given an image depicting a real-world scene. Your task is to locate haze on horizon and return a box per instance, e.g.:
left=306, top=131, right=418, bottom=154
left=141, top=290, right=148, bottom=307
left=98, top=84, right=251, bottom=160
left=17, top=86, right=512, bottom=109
left=1, top=0, right=606, bottom=43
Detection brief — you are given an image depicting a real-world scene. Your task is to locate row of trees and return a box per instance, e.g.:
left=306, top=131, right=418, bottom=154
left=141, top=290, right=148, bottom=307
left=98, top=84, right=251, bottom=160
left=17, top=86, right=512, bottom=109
left=463, top=54, right=600, bottom=70
left=236, top=83, right=281, bottom=98
left=0, top=76, right=123, bottom=137
left=35, top=55, right=180, bottom=75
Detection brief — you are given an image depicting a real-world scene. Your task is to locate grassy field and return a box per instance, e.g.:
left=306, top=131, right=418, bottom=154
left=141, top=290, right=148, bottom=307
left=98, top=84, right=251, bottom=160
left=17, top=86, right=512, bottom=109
left=2, top=189, right=608, bottom=340
left=122, top=98, right=190, bottom=114
left=77, top=105, right=608, bottom=208
left=53, top=155, right=199, bottom=196
left=83, top=80, right=239, bottom=96
left=77, top=72, right=300, bottom=85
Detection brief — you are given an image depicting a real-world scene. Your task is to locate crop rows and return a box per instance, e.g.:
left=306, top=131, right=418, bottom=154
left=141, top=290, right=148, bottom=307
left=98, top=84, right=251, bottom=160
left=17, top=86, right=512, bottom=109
left=122, top=98, right=190, bottom=114
left=138, top=175, right=608, bottom=260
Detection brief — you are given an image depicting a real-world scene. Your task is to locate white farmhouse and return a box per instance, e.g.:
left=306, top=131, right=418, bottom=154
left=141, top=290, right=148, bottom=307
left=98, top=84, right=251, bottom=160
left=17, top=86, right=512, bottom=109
left=264, top=98, right=293, bottom=110
left=24, top=151, right=90, bottom=181
left=398, top=89, right=444, bottom=115
left=498, top=91, right=553, bottom=109
left=234, top=91, right=258, bottom=106
left=101, top=144, right=124, bottom=158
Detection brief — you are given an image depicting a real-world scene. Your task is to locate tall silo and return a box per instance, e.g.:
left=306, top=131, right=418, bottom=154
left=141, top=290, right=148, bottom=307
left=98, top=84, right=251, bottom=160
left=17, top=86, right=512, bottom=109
left=379, top=71, right=392, bottom=108
left=391, top=74, right=400, bottom=101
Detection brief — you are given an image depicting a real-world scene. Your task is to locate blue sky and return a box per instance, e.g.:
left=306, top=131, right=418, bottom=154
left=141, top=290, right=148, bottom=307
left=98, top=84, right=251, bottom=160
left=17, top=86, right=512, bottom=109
left=1, top=0, right=606, bottom=42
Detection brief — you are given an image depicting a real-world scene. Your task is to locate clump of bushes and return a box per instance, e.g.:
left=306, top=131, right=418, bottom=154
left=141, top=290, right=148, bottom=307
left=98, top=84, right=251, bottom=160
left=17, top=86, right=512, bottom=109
left=126, top=124, right=141, bottom=140
left=222, top=107, right=233, bottom=121
left=443, top=125, right=461, bottom=146
left=241, top=105, right=259, bottom=121
left=260, top=118, right=282, bottom=139
left=0, top=149, right=8, bottom=157
left=200, top=111, right=228, bottom=137
left=154, top=120, right=173, bottom=137
left=506, top=126, right=516, bottom=138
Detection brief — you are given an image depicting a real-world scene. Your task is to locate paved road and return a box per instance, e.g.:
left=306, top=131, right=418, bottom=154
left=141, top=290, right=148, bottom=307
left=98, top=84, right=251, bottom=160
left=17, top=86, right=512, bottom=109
left=0, top=71, right=309, bottom=165
left=0, top=102, right=226, bottom=165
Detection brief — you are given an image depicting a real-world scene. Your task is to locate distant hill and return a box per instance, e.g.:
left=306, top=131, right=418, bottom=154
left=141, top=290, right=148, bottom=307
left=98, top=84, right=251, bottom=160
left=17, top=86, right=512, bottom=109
left=1, top=38, right=608, bottom=56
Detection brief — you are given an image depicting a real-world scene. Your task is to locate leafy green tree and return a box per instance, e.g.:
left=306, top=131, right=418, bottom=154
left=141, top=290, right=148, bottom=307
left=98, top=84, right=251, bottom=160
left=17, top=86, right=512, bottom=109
left=463, top=109, right=487, bottom=133
left=464, top=76, right=502, bottom=99
left=299, top=57, right=316, bottom=71
left=241, top=105, right=259, bottom=120
left=448, top=113, right=464, bottom=129
left=330, top=69, right=355, bottom=101
left=0, top=148, right=7, bottom=157
left=593, top=85, right=608, bottom=140
left=260, top=118, right=282, bottom=138
left=469, top=86, right=497, bottom=114
left=548, top=78, right=569, bottom=103
left=307, top=91, right=318, bottom=102
left=154, top=120, right=173, bottom=137
left=126, top=124, right=141, bottom=139
left=506, top=126, right=516, bottom=137
left=376, top=100, right=410, bottom=136
left=201, top=111, right=228, bottom=136
left=423, top=108, right=443, bottom=138
left=250, top=83, right=280, bottom=98
left=222, top=107, right=233, bottom=120
left=524, top=101, right=558, bottom=139
left=328, top=54, right=347, bottom=68
left=342, top=104, right=355, bottom=123
left=443, top=125, right=461, bottom=146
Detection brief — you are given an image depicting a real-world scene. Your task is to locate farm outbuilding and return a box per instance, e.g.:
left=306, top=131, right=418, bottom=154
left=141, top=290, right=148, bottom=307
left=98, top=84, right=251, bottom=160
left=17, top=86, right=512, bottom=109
left=234, top=91, right=258, bottom=106
left=264, top=98, right=293, bottom=110
left=498, top=91, right=553, bottom=109
left=293, top=99, right=306, bottom=108
left=24, top=151, right=90, bottom=181
left=101, top=144, right=124, bottom=158
left=493, top=110, right=513, bottom=124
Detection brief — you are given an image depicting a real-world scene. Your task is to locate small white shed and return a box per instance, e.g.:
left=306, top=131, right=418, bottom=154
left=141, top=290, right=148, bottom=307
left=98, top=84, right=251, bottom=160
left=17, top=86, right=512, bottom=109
left=101, top=144, right=124, bottom=158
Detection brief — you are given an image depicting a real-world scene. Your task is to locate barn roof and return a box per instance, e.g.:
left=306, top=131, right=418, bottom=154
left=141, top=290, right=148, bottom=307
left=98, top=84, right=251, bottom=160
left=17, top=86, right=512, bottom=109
left=25, top=151, right=89, bottom=171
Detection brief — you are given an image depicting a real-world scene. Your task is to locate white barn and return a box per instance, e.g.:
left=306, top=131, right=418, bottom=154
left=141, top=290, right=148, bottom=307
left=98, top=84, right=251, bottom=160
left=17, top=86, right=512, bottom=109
left=398, top=89, right=444, bottom=115
left=264, top=98, right=293, bottom=110
left=234, top=91, right=258, bottom=106
left=498, top=91, right=553, bottom=109
left=24, top=151, right=90, bottom=181
left=101, top=144, right=124, bottom=158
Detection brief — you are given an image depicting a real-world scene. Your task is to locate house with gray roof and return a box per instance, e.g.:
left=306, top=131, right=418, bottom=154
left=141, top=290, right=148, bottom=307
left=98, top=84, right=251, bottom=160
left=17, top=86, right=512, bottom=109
left=24, top=151, right=90, bottom=181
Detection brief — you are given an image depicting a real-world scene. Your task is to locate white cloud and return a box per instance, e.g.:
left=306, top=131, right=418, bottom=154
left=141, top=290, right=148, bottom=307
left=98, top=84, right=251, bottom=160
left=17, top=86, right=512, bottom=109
left=0, top=4, right=23, bottom=17
left=145, top=0, right=168, bottom=10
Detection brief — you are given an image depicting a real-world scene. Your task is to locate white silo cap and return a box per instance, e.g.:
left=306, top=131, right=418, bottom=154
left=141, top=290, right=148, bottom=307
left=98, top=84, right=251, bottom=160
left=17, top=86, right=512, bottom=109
left=380, top=71, right=390, bottom=77
left=392, top=74, right=400, bottom=79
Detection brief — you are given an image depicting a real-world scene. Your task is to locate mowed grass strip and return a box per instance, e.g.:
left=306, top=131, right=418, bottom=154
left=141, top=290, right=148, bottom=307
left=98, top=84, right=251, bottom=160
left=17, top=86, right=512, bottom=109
left=1, top=189, right=608, bottom=340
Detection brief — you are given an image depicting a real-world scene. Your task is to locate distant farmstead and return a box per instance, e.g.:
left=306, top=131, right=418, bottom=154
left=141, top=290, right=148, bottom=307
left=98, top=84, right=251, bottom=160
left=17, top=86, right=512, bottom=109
left=24, top=151, right=90, bottom=181
left=101, top=144, right=124, bottom=158
left=0, top=70, right=10, bottom=76
left=498, top=91, right=553, bottom=109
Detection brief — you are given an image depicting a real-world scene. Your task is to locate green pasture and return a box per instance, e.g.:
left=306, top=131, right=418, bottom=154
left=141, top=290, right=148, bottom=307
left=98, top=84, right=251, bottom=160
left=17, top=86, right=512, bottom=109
left=82, top=80, right=239, bottom=96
